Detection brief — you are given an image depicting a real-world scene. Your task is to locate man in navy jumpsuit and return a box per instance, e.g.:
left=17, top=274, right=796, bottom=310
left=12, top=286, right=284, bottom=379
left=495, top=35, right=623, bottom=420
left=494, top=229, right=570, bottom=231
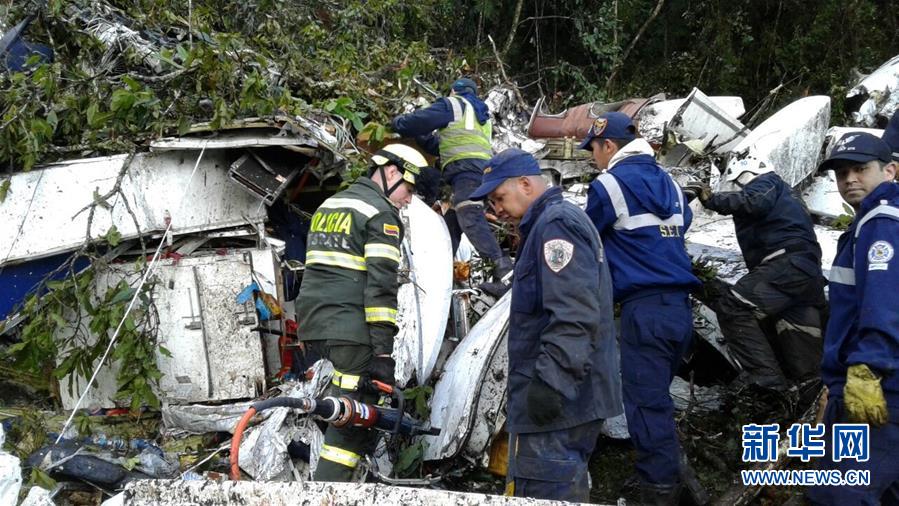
left=469, top=148, right=622, bottom=502
left=392, top=78, right=512, bottom=295
left=808, top=132, right=899, bottom=505
left=581, top=112, right=701, bottom=503
left=884, top=109, right=899, bottom=162
left=697, top=157, right=826, bottom=391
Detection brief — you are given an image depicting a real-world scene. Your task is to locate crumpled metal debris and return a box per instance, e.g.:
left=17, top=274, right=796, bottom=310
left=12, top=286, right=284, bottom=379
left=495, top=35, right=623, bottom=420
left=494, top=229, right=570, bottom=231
left=0, top=425, right=22, bottom=506
left=20, top=485, right=55, bottom=506
left=163, top=401, right=258, bottom=435
left=670, top=377, right=723, bottom=412
left=847, top=54, right=899, bottom=127
left=237, top=359, right=333, bottom=480
left=486, top=85, right=545, bottom=154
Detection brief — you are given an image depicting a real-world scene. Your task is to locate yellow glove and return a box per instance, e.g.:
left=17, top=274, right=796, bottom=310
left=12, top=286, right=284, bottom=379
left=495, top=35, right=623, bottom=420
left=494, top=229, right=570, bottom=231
left=844, top=364, right=889, bottom=426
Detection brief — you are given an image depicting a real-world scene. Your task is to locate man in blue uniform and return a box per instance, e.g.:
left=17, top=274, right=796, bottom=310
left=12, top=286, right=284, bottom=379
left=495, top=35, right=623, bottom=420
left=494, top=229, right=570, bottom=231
left=696, top=156, right=826, bottom=392
left=391, top=77, right=512, bottom=296
left=808, top=132, right=899, bottom=505
left=581, top=112, right=701, bottom=504
left=468, top=148, right=622, bottom=502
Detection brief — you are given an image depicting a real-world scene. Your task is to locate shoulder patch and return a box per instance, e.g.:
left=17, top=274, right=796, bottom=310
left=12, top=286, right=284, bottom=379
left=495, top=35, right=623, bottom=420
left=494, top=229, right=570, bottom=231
left=544, top=239, right=574, bottom=273
left=383, top=223, right=400, bottom=237
left=868, top=240, right=893, bottom=268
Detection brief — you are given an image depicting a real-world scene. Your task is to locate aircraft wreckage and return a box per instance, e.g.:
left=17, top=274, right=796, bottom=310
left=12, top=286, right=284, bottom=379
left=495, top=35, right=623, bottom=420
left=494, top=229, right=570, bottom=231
left=3, top=53, right=899, bottom=505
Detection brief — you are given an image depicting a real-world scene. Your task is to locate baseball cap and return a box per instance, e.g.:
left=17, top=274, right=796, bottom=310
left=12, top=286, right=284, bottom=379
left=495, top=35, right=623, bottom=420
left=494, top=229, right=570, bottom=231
left=451, top=77, right=478, bottom=96
left=578, top=111, right=637, bottom=151
left=883, top=109, right=899, bottom=162
left=469, top=148, right=541, bottom=200
left=817, top=132, right=892, bottom=173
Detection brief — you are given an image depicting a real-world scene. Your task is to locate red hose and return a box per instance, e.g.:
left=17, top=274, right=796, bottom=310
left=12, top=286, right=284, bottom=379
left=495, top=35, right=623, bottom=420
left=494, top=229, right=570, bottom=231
left=229, top=407, right=257, bottom=481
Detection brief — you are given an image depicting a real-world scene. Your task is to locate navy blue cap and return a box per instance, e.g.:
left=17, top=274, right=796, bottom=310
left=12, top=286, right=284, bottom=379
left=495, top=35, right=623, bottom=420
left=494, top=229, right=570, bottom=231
left=818, top=132, right=893, bottom=173
left=451, top=77, right=478, bottom=96
left=578, top=111, right=637, bottom=151
left=883, top=109, right=899, bottom=162
left=469, top=148, right=541, bottom=200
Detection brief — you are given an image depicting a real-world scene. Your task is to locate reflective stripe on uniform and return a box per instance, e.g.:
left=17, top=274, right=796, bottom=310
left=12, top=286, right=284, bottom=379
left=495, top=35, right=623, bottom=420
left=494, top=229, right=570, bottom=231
left=306, top=251, right=367, bottom=271
left=828, top=266, right=856, bottom=286
left=365, top=306, right=398, bottom=324
left=439, top=97, right=492, bottom=166
left=319, top=197, right=379, bottom=218
left=331, top=370, right=362, bottom=390
left=775, top=319, right=823, bottom=339
left=320, top=444, right=361, bottom=468
left=364, top=243, right=401, bottom=263
left=596, top=173, right=686, bottom=230
left=854, top=203, right=899, bottom=239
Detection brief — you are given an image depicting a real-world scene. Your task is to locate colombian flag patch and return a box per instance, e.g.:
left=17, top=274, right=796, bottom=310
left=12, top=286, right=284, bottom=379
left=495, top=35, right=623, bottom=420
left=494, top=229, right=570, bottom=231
left=383, top=224, right=400, bottom=237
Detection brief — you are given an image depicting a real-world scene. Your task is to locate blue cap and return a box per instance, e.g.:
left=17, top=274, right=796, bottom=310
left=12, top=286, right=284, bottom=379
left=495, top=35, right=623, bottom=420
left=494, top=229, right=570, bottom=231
left=451, top=77, right=478, bottom=96
left=578, top=111, right=637, bottom=150
left=818, top=132, right=893, bottom=173
left=883, top=109, right=899, bottom=162
left=469, top=148, right=541, bottom=200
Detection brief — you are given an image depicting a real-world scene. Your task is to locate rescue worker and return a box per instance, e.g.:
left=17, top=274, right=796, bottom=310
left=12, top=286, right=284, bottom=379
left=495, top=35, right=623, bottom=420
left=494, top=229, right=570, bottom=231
left=391, top=77, right=512, bottom=296
left=295, top=143, right=428, bottom=482
left=580, top=112, right=701, bottom=504
left=468, top=148, right=622, bottom=502
left=693, top=156, right=826, bottom=391
left=808, top=132, right=899, bottom=505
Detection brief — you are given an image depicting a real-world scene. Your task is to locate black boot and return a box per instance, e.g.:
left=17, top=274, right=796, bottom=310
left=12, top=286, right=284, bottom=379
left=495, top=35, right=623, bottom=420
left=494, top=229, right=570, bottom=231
left=679, top=455, right=710, bottom=505
left=478, top=256, right=513, bottom=298
left=638, top=481, right=683, bottom=506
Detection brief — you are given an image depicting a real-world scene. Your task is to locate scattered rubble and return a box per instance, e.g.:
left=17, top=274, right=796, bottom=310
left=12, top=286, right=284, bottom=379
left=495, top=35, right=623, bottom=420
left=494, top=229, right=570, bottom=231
left=4, top=45, right=899, bottom=506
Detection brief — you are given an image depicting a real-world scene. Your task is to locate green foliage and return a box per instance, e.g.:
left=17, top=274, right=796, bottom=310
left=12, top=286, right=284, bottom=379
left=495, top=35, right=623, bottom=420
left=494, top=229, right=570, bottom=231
left=7, top=258, right=163, bottom=412
left=394, top=439, right=428, bottom=478
left=403, top=385, right=434, bottom=420
left=831, top=204, right=856, bottom=231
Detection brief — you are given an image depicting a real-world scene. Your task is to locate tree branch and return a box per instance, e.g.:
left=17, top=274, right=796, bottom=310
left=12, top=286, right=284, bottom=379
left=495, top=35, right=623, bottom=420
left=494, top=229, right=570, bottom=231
left=605, top=0, right=667, bottom=92
left=502, top=0, right=526, bottom=55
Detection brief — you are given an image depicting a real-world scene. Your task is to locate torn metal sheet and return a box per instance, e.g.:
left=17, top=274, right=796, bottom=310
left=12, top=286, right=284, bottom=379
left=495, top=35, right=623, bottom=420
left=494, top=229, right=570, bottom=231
left=20, top=486, right=54, bottom=506
left=424, top=292, right=511, bottom=461
left=123, top=479, right=604, bottom=505
left=151, top=129, right=324, bottom=151
left=0, top=426, right=22, bottom=506
left=57, top=251, right=270, bottom=409
left=670, top=376, right=723, bottom=412
left=239, top=360, right=332, bottom=481
left=847, top=54, right=899, bottom=127
left=463, top=332, right=508, bottom=462
left=638, top=94, right=745, bottom=145
left=725, top=96, right=831, bottom=189
left=394, top=197, right=453, bottom=387
left=801, top=171, right=852, bottom=220
left=0, top=151, right=267, bottom=267
left=162, top=401, right=258, bottom=435
left=68, top=3, right=164, bottom=73
left=665, top=88, right=748, bottom=156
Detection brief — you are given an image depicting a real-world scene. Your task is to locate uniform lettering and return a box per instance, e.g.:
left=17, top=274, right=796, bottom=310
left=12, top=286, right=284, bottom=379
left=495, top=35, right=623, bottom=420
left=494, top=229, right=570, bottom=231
left=308, top=232, right=352, bottom=250
left=659, top=225, right=680, bottom=238
left=310, top=211, right=353, bottom=235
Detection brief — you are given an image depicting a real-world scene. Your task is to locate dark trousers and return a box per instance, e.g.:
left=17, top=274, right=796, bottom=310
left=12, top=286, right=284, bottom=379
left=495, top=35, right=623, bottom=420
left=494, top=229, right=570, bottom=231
left=711, top=254, right=824, bottom=388
left=507, top=419, right=604, bottom=502
left=307, top=340, right=377, bottom=482
left=445, top=169, right=504, bottom=261
left=807, top=398, right=899, bottom=505
left=621, top=290, right=693, bottom=486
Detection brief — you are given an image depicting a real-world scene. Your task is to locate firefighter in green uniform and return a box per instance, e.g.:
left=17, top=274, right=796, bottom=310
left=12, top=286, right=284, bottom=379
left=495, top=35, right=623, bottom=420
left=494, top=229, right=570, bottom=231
left=296, top=143, right=428, bottom=481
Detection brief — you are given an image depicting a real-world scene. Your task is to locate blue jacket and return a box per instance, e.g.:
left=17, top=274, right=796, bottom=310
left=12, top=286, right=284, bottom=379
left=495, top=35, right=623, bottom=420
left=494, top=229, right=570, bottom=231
left=391, top=93, right=491, bottom=157
left=585, top=146, right=700, bottom=301
left=508, top=187, right=622, bottom=433
left=822, top=182, right=899, bottom=413
left=704, top=172, right=822, bottom=269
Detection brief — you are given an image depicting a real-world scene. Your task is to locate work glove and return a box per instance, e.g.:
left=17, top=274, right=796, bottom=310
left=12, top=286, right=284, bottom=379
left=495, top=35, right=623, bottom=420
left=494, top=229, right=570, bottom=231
left=368, top=355, right=396, bottom=386
left=526, top=377, right=563, bottom=426
left=844, top=364, right=888, bottom=427
left=682, top=182, right=713, bottom=204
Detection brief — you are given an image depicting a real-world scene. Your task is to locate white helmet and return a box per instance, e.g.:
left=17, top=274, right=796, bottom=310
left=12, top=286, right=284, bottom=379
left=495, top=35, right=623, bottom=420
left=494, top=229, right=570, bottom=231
left=724, top=154, right=774, bottom=186
left=371, top=143, right=429, bottom=186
